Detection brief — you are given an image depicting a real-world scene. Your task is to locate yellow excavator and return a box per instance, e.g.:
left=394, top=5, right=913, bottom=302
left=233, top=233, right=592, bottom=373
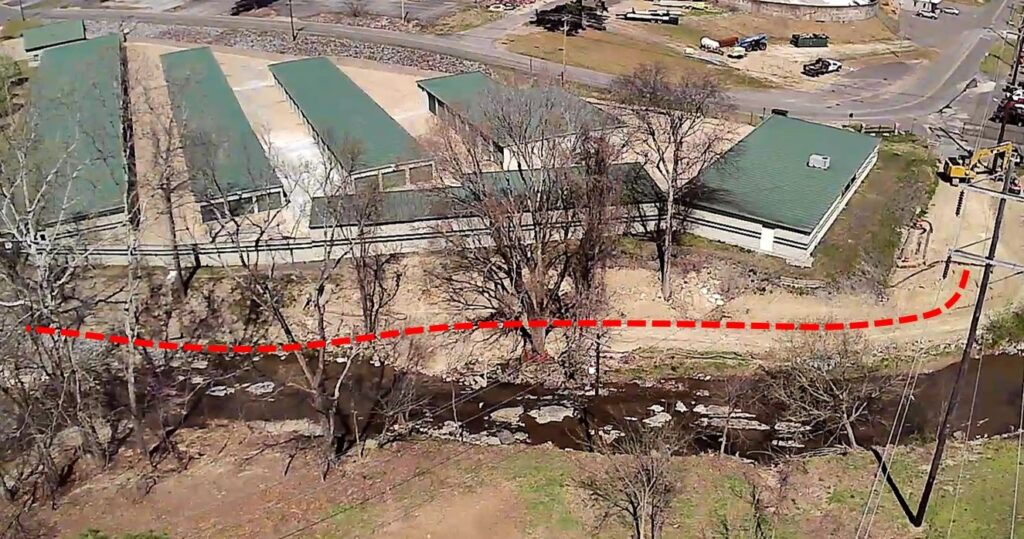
left=937, top=128, right=1017, bottom=185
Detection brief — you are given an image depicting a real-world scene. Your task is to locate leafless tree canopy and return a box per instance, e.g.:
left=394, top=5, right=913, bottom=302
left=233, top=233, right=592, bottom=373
left=429, top=82, right=631, bottom=366
left=577, top=425, right=687, bottom=539
left=612, top=63, right=733, bottom=300
left=762, top=333, right=902, bottom=449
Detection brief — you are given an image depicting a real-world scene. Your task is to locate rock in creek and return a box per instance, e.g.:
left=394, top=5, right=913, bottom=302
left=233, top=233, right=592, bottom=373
left=528, top=405, right=574, bottom=425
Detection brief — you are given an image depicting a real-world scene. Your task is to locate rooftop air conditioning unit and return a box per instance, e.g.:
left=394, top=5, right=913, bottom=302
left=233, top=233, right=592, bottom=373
left=808, top=154, right=831, bottom=170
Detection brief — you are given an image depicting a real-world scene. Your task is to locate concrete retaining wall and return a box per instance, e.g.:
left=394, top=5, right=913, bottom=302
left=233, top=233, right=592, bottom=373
left=715, top=0, right=878, bottom=21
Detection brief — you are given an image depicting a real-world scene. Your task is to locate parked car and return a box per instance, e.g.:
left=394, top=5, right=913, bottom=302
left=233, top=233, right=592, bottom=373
left=916, top=9, right=939, bottom=19
left=940, top=6, right=960, bottom=15
left=488, top=3, right=506, bottom=11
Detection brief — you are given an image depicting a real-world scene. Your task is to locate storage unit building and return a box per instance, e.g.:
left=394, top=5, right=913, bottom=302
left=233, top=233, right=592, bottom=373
left=31, top=33, right=132, bottom=239
left=161, top=47, right=284, bottom=223
left=688, top=114, right=879, bottom=266
left=22, top=21, right=86, bottom=65
left=417, top=71, right=623, bottom=170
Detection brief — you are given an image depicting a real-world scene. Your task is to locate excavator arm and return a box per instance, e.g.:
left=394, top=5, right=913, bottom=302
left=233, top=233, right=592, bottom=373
left=967, top=142, right=1014, bottom=173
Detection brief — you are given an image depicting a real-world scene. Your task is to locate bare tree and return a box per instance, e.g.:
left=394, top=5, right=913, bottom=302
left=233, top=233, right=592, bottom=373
left=372, top=370, right=429, bottom=447
left=0, top=57, right=134, bottom=535
left=577, top=425, right=686, bottom=539
left=762, top=333, right=901, bottom=450
left=200, top=135, right=406, bottom=476
left=428, top=82, right=630, bottom=364
left=612, top=63, right=733, bottom=300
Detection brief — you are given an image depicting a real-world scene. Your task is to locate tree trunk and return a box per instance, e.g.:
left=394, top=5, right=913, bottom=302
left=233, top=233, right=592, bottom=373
left=126, top=357, right=145, bottom=454
left=529, top=325, right=547, bottom=357
left=842, top=410, right=860, bottom=450
left=661, top=181, right=675, bottom=301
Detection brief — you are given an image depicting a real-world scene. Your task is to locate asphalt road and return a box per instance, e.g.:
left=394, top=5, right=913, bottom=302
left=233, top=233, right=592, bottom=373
left=25, top=0, right=1017, bottom=123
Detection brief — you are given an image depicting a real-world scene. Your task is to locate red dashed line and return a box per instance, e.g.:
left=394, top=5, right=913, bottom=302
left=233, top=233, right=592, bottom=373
left=23, top=270, right=971, bottom=355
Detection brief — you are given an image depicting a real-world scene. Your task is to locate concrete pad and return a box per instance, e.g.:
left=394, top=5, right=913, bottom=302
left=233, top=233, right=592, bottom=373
left=331, top=57, right=443, bottom=138
left=126, top=42, right=212, bottom=247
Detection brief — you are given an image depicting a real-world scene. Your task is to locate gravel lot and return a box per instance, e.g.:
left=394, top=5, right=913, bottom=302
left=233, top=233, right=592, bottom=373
left=83, top=20, right=488, bottom=73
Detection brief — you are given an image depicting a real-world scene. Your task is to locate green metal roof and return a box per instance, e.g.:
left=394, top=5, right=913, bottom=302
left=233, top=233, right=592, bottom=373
left=695, top=115, right=879, bottom=234
left=416, top=71, right=496, bottom=109
left=269, top=57, right=422, bottom=172
left=416, top=71, right=622, bottom=145
left=32, top=34, right=127, bottom=222
left=161, top=47, right=279, bottom=201
left=309, top=162, right=661, bottom=228
left=22, top=21, right=86, bottom=53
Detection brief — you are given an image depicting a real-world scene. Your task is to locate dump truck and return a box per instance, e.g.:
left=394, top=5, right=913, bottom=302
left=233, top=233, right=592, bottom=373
left=790, top=33, right=829, bottom=48
left=617, top=8, right=679, bottom=24
left=737, top=33, right=768, bottom=51
left=802, top=58, right=842, bottom=77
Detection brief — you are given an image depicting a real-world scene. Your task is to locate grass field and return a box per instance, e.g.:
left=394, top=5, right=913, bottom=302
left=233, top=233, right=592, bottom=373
left=982, top=40, right=1015, bottom=79
left=504, top=30, right=771, bottom=88
left=47, top=424, right=1024, bottom=539
left=430, top=7, right=502, bottom=35
left=811, top=135, right=937, bottom=290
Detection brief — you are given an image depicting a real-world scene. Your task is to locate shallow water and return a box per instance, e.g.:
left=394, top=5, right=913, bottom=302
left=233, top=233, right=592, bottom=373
left=184, top=353, right=1024, bottom=458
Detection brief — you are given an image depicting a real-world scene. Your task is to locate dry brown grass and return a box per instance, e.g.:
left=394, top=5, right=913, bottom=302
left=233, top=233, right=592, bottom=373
left=430, top=6, right=503, bottom=34
left=503, top=30, right=771, bottom=88
left=658, top=13, right=898, bottom=46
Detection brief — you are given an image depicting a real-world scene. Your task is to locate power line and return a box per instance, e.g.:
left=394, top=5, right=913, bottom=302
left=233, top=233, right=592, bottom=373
left=1010, top=358, right=1024, bottom=537
left=856, top=22, right=1009, bottom=530
left=864, top=2, right=1024, bottom=528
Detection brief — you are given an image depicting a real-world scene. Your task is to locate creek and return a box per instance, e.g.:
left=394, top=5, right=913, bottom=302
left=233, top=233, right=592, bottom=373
left=183, top=353, right=1024, bottom=459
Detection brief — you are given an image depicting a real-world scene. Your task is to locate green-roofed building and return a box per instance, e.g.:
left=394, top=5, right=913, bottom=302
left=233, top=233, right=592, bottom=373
left=688, top=113, right=880, bottom=266
left=161, top=47, right=283, bottom=222
left=308, top=162, right=661, bottom=236
left=417, top=71, right=622, bottom=170
left=269, top=57, right=428, bottom=182
left=23, top=21, right=86, bottom=58
left=31, top=33, right=131, bottom=227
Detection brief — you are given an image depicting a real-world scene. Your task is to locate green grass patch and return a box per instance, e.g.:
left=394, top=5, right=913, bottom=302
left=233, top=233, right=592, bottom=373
left=983, top=305, right=1024, bottom=347
left=0, top=19, right=41, bottom=40
left=320, top=503, right=376, bottom=536
left=811, top=136, right=937, bottom=290
left=981, top=40, right=1014, bottom=79
left=502, top=451, right=582, bottom=534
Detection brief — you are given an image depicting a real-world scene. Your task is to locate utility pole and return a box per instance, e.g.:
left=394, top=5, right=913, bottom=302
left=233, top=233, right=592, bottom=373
left=560, top=15, right=568, bottom=87
left=864, top=5, right=1024, bottom=531
left=288, top=0, right=297, bottom=41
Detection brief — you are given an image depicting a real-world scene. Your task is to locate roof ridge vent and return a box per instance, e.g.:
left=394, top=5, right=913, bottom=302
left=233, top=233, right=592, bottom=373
left=808, top=154, right=831, bottom=170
